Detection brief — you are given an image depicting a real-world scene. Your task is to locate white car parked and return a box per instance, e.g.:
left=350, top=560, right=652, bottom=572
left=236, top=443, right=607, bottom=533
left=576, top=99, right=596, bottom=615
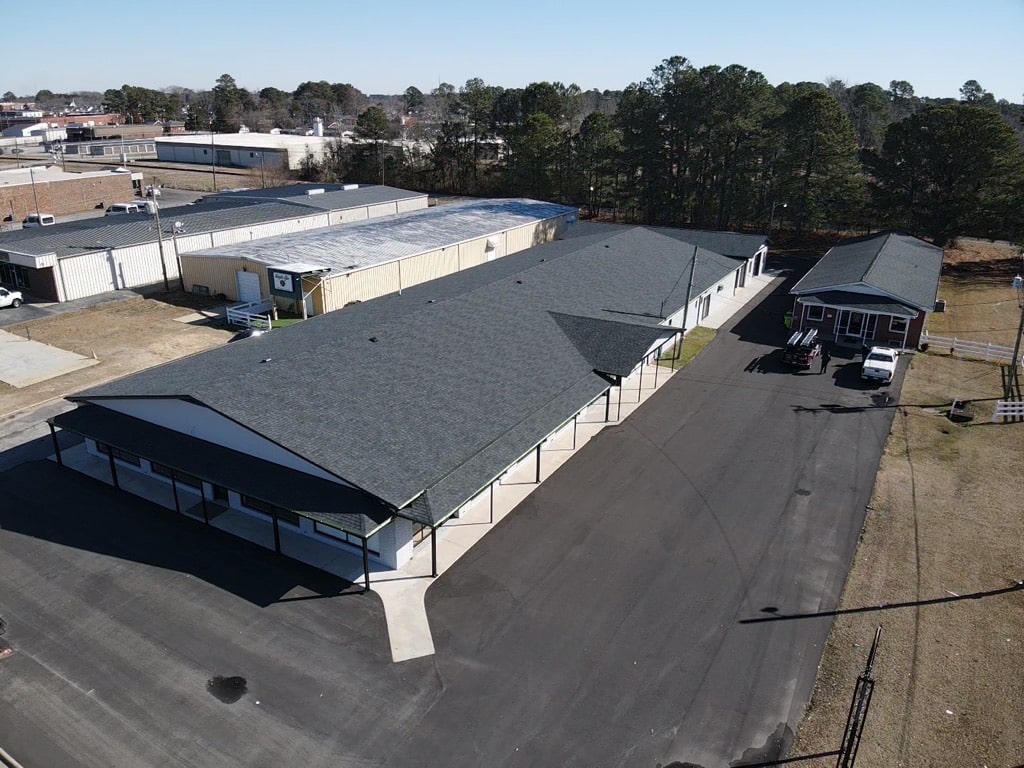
left=861, top=346, right=899, bottom=384
left=0, top=286, right=23, bottom=309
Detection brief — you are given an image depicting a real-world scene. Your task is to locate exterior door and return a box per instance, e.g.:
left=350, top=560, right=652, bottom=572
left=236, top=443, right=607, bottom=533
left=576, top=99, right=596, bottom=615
left=235, top=270, right=261, bottom=304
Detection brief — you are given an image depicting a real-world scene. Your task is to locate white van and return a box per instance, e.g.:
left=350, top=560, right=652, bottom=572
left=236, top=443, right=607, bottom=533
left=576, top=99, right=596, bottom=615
left=22, top=213, right=56, bottom=227
left=105, top=202, right=142, bottom=216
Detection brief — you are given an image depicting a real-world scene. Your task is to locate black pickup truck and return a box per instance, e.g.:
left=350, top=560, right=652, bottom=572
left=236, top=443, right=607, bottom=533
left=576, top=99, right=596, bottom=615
left=782, top=328, right=822, bottom=369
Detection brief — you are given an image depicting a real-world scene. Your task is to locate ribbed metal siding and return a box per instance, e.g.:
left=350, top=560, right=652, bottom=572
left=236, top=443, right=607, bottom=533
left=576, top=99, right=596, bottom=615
left=180, top=256, right=253, bottom=299
left=113, top=243, right=176, bottom=287
left=396, top=197, right=428, bottom=213
left=59, top=252, right=116, bottom=299
left=335, top=208, right=369, bottom=224
left=326, top=262, right=401, bottom=309
left=367, top=203, right=397, bottom=218
left=399, top=248, right=460, bottom=288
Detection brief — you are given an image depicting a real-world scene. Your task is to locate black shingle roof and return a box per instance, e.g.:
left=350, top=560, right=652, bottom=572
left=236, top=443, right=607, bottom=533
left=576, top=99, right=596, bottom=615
left=52, top=404, right=392, bottom=536
left=73, top=224, right=764, bottom=524
left=791, top=231, right=943, bottom=310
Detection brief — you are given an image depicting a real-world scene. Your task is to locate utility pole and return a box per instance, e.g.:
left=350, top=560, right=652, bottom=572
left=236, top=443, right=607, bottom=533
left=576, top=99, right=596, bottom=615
left=28, top=166, right=41, bottom=218
left=150, top=200, right=170, bottom=291
left=1006, top=266, right=1024, bottom=399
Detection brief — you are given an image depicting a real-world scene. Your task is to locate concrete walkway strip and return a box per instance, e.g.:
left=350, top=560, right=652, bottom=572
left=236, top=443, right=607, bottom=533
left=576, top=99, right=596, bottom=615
left=0, top=330, right=99, bottom=388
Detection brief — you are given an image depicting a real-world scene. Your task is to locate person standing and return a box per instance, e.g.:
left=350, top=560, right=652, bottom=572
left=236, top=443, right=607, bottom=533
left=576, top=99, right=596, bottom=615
left=820, top=346, right=832, bottom=374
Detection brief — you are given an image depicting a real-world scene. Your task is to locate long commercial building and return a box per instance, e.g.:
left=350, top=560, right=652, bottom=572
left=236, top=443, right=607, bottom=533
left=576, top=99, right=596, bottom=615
left=51, top=223, right=769, bottom=584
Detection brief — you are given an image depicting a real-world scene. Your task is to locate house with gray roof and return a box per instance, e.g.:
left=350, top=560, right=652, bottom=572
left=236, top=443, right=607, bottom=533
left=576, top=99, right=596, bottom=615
left=50, top=223, right=767, bottom=586
left=789, top=231, right=944, bottom=349
left=0, top=185, right=427, bottom=302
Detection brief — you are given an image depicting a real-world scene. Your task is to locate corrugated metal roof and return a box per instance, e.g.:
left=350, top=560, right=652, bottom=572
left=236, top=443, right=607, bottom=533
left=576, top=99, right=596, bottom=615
left=204, top=184, right=425, bottom=211
left=185, top=199, right=579, bottom=271
left=0, top=187, right=428, bottom=259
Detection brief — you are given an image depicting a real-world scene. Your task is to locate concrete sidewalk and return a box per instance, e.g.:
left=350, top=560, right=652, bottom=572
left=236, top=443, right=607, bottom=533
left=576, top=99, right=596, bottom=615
left=51, top=268, right=783, bottom=663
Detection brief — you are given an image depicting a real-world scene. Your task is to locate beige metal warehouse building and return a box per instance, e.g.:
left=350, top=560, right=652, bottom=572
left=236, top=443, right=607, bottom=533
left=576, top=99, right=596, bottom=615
left=179, top=199, right=578, bottom=317
left=0, top=184, right=427, bottom=302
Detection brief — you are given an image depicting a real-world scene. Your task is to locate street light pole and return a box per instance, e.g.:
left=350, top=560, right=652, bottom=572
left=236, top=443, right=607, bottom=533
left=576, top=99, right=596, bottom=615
left=209, top=113, right=218, bottom=192
left=172, top=220, right=186, bottom=290
left=769, top=201, right=787, bottom=240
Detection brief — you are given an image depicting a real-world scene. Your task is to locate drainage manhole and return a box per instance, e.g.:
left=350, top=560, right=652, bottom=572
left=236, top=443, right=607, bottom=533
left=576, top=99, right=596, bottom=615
left=207, top=675, right=248, bottom=704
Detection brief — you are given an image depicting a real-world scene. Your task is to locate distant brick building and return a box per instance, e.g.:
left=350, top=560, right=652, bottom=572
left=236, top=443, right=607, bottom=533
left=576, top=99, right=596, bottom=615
left=0, top=166, right=136, bottom=222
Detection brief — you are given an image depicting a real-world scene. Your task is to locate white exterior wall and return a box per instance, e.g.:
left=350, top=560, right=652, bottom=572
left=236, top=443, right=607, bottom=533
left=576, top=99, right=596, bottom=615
left=374, top=517, right=412, bottom=569
left=85, top=398, right=350, bottom=484
left=59, top=252, right=117, bottom=299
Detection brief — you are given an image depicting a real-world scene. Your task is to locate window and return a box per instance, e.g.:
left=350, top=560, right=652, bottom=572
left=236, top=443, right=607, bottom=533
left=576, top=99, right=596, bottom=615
left=889, top=316, right=908, bottom=333
left=806, top=305, right=825, bottom=322
left=96, top=443, right=141, bottom=466
left=241, top=494, right=300, bottom=526
left=150, top=462, right=201, bottom=489
left=314, top=522, right=380, bottom=555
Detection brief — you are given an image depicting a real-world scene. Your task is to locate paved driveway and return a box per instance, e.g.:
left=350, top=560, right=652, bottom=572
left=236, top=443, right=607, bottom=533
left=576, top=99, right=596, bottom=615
left=0, top=275, right=904, bottom=767
left=398, top=276, right=903, bottom=767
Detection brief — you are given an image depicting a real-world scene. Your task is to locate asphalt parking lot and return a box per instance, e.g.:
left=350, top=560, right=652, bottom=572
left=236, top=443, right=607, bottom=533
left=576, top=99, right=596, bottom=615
left=0, top=462, right=436, bottom=768
left=0, top=274, right=905, bottom=767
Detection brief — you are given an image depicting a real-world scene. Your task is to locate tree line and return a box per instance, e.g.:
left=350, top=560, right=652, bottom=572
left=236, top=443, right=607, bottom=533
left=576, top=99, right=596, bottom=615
left=310, top=60, right=1024, bottom=245
left=14, top=59, right=1024, bottom=244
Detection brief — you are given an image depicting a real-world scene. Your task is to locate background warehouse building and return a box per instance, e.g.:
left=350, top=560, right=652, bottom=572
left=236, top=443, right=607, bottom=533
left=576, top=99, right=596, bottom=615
left=51, top=223, right=768, bottom=585
left=180, top=198, right=579, bottom=315
left=0, top=184, right=426, bottom=302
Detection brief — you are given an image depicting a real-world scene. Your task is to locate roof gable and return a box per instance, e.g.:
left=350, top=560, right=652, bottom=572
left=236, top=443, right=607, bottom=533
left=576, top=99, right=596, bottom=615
left=791, top=231, right=943, bottom=310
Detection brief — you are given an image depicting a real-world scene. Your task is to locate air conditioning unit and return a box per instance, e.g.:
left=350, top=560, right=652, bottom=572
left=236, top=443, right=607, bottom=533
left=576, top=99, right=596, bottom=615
left=934, top=299, right=946, bottom=312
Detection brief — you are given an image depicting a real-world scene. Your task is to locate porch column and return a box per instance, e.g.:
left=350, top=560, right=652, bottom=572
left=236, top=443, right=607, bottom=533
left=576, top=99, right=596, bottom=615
left=535, top=444, right=541, bottom=483
left=604, top=388, right=612, bottom=422
left=616, top=376, right=622, bottom=421
left=107, top=450, right=119, bottom=490
left=430, top=525, right=437, bottom=578
left=489, top=482, right=494, bottom=524
left=902, top=318, right=910, bottom=350
left=48, top=423, right=62, bottom=468
left=637, top=357, right=644, bottom=402
left=654, top=349, right=660, bottom=388
left=200, top=492, right=209, bottom=524
left=170, top=471, right=181, bottom=514
left=362, top=537, right=370, bottom=593
left=572, top=414, right=577, bottom=450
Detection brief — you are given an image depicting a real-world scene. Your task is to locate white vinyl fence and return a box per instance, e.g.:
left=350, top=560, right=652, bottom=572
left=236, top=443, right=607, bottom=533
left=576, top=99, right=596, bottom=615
left=920, top=331, right=1021, bottom=365
left=226, top=300, right=273, bottom=330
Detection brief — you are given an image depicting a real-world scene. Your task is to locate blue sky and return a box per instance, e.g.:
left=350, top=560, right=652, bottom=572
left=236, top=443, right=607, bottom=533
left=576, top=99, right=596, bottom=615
left=9, top=0, right=1023, bottom=102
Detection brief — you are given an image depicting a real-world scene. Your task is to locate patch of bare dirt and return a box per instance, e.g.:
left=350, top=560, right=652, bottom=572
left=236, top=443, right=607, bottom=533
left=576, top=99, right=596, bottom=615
left=0, top=292, right=235, bottom=416
left=790, top=242, right=1024, bottom=767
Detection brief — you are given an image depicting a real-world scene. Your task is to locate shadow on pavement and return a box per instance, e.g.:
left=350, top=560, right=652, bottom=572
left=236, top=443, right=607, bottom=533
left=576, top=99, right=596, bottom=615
left=0, top=460, right=359, bottom=606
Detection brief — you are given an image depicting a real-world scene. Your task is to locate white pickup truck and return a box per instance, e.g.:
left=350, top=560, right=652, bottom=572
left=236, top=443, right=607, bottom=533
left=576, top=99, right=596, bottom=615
left=861, top=346, right=899, bottom=384
left=0, top=286, right=23, bottom=309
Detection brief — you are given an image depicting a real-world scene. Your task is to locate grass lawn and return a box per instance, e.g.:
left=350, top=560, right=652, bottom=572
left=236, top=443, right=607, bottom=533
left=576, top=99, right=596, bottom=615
left=656, top=325, right=716, bottom=368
